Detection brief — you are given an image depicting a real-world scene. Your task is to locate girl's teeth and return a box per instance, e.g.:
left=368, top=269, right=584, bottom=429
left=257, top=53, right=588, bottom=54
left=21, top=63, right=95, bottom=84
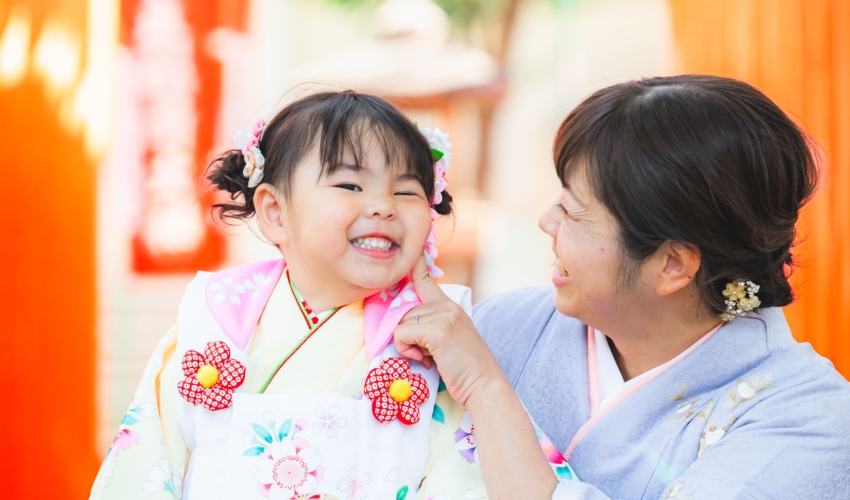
left=353, top=237, right=393, bottom=251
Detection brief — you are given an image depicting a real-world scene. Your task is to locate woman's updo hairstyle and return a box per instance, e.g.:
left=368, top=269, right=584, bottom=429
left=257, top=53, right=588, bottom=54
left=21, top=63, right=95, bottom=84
left=207, top=90, right=453, bottom=220
left=554, top=75, right=819, bottom=315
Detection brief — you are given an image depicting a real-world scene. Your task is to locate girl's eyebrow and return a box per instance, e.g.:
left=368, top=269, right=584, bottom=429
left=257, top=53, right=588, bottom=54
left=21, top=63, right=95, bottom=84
left=396, top=173, right=419, bottom=181
left=335, top=163, right=365, bottom=173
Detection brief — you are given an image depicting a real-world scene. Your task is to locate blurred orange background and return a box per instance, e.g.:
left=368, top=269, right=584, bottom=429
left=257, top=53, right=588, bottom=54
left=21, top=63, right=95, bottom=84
left=1, top=0, right=848, bottom=498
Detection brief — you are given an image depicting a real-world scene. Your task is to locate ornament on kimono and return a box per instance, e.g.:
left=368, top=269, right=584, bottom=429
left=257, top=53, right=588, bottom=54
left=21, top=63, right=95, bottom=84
left=363, top=357, right=429, bottom=425
left=177, top=341, right=246, bottom=411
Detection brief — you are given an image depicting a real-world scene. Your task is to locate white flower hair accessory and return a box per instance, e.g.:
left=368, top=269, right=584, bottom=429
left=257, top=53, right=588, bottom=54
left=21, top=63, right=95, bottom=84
left=232, top=117, right=266, bottom=188
left=417, top=125, right=452, bottom=278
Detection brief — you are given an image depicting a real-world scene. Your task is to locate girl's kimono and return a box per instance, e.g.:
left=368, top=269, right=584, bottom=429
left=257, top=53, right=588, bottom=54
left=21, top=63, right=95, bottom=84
left=91, top=260, right=575, bottom=500
left=475, top=286, right=850, bottom=500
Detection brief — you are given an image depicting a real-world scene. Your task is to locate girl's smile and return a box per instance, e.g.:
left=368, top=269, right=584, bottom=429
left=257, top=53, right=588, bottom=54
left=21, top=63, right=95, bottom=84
left=350, top=233, right=399, bottom=258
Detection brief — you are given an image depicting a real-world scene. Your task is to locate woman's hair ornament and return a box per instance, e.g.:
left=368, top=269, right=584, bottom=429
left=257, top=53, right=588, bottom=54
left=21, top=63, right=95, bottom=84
left=418, top=126, right=451, bottom=279
left=720, top=280, right=761, bottom=321
left=232, top=117, right=267, bottom=188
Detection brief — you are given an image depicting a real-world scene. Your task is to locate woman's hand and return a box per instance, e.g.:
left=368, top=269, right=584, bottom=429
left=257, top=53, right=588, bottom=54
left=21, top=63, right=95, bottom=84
left=396, top=256, right=560, bottom=499
left=394, top=256, right=506, bottom=407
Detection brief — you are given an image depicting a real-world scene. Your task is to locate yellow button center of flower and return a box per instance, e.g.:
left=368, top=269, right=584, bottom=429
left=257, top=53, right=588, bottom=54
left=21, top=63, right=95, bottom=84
left=389, top=379, right=412, bottom=402
left=197, top=364, right=219, bottom=388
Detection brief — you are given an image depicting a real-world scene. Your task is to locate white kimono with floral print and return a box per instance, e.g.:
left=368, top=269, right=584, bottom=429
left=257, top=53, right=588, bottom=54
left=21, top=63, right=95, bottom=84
left=91, top=260, right=576, bottom=500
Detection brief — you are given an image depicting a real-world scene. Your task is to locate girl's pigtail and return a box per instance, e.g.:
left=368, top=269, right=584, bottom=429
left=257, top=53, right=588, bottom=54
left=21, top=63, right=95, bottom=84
left=207, top=149, right=258, bottom=220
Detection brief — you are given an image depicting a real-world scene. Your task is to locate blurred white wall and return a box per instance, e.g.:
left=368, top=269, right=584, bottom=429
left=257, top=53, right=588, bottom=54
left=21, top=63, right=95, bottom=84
left=96, top=0, right=673, bottom=450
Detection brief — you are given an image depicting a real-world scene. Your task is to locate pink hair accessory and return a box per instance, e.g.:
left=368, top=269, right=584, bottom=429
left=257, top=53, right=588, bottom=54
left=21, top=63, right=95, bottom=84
left=418, top=126, right=452, bottom=278
left=232, top=117, right=267, bottom=188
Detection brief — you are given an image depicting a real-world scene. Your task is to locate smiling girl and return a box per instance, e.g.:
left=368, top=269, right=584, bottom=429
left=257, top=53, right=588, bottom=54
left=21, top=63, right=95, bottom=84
left=90, top=91, right=574, bottom=500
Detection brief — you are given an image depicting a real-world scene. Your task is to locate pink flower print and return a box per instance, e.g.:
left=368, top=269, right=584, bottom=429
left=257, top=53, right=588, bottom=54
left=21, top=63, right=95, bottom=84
left=389, top=283, right=418, bottom=309
left=209, top=276, right=246, bottom=304
left=312, top=404, right=348, bottom=438
left=254, top=438, right=324, bottom=499
left=337, top=466, right=371, bottom=499
left=243, top=272, right=273, bottom=299
left=109, top=428, right=140, bottom=457
left=379, top=282, right=402, bottom=302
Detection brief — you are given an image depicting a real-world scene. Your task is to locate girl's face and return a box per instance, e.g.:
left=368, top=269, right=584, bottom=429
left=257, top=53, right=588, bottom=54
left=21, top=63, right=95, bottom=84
left=538, top=173, right=643, bottom=325
left=275, top=135, right=432, bottom=301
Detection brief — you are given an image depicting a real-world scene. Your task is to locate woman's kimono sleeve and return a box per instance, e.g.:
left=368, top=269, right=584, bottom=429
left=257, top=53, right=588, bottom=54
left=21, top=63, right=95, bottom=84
left=551, top=385, right=850, bottom=500
left=90, top=326, right=190, bottom=499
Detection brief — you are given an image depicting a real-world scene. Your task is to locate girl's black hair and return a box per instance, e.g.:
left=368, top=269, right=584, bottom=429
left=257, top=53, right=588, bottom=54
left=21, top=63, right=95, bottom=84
left=207, top=90, right=452, bottom=220
left=554, top=75, right=819, bottom=316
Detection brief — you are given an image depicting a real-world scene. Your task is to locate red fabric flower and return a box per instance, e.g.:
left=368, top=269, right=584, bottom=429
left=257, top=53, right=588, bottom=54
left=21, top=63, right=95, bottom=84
left=177, top=341, right=246, bottom=411
left=363, top=357, right=429, bottom=425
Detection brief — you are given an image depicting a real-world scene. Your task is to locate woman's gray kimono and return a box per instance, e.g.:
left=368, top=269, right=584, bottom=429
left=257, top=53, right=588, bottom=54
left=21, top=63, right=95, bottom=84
left=474, top=286, right=850, bottom=499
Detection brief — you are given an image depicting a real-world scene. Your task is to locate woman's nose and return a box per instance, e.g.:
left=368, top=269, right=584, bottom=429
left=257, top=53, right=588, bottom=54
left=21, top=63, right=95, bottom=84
left=538, top=206, right=559, bottom=237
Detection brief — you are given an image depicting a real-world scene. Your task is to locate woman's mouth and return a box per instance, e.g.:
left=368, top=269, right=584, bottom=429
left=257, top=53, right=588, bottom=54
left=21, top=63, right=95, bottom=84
left=553, top=257, right=569, bottom=277
left=552, top=257, right=570, bottom=286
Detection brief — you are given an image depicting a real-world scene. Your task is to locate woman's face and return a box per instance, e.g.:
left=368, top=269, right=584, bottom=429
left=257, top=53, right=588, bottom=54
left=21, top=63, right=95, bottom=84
left=538, top=173, right=641, bottom=324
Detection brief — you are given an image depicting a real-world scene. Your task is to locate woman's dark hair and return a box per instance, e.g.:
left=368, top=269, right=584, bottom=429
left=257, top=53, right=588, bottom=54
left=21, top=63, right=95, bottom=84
left=554, top=75, right=819, bottom=315
left=207, top=90, right=452, bottom=220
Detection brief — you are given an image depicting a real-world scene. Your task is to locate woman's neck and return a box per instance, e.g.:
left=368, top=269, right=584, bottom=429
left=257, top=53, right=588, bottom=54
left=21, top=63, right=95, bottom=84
left=596, top=302, right=720, bottom=382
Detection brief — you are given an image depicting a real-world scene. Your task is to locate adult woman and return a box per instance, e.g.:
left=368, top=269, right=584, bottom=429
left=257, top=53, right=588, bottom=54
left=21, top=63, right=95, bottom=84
left=396, top=75, right=850, bottom=499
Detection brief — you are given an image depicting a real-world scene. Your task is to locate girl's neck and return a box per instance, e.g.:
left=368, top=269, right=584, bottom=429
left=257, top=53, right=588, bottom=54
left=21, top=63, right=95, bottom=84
left=286, top=266, right=373, bottom=313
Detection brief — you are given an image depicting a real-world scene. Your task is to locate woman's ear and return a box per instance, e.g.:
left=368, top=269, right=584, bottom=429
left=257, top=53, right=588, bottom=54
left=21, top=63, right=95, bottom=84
left=653, top=241, right=701, bottom=296
left=254, top=184, right=288, bottom=245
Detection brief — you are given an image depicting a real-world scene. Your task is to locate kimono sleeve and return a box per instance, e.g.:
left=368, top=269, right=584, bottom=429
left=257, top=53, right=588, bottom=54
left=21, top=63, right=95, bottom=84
left=651, top=391, right=850, bottom=500
left=414, top=389, right=490, bottom=500
left=552, top=388, right=850, bottom=500
left=90, top=326, right=190, bottom=499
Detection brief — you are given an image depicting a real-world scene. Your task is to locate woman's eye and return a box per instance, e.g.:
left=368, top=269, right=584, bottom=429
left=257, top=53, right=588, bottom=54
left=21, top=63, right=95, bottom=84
left=556, top=203, right=569, bottom=215
left=336, top=183, right=362, bottom=192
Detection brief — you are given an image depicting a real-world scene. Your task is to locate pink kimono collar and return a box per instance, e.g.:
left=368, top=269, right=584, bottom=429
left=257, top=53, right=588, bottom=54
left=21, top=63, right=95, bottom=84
left=204, top=258, right=420, bottom=359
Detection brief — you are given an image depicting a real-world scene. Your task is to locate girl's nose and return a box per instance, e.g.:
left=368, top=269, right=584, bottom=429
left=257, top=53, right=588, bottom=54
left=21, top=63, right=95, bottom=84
left=366, top=195, right=397, bottom=220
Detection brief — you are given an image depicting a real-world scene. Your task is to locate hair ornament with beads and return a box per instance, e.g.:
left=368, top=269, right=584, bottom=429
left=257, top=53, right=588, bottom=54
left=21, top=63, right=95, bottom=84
left=720, top=280, right=761, bottom=321
left=232, top=117, right=267, bottom=188
left=418, top=125, right=452, bottom=278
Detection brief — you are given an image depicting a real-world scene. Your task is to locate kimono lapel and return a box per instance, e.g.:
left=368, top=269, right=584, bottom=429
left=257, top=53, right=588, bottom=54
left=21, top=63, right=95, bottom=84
left=566, top=312, right=788, bottom=498
left=567, top=323, right=723, bottom=459
left=243, top=267, right=366, bottom=394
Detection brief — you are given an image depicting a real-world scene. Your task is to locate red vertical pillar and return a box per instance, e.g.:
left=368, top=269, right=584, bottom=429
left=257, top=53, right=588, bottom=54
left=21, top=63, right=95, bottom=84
left=0, top=3, right=100, bottom=497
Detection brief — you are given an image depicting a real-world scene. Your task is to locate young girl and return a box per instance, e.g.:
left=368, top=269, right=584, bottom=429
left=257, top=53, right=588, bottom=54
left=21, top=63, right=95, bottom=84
left=91, top=91, right=575, bottom=500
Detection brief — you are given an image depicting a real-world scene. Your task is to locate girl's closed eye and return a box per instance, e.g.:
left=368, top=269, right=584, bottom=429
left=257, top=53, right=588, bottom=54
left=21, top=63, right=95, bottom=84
left=556, top=203, right=569, bottom=215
